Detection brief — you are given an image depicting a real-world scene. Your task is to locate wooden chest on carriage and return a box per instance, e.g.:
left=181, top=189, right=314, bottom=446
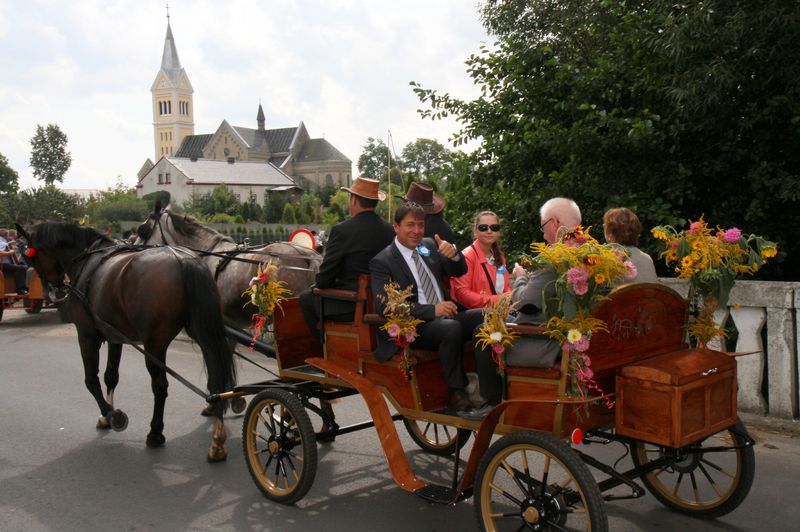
left=615, top=348, right=737, bottom=448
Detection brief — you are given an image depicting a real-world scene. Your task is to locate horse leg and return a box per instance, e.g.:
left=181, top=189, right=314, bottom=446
left=97, top=342, right=123, bottom=429
left=76, top=333, right=114, bottom=429
left=143, top=353, right=168, bottom=448
left=206, top=401, right=228, bottom=463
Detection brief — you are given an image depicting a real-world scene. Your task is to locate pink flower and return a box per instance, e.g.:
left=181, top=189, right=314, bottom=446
left=573, top=282, right=588, bottom=296
left=573, top=337, right=590, bottom=352
left=577, top=367, right=594, bottom=380
left=387, top=323, right=401, bottom=338
left=623, top=260, right=638, bottom=279
left=688, top=221, right=702, bottom=233
left=405, top=331, right=417, bottom=343
left=566, top=267, right=589, bottom=284
left=492, top=344, right=505, bottom=355
left=723, top=227, right=742, bottom=243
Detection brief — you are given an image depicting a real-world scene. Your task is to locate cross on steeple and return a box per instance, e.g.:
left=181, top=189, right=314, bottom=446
left=166, top=3, right=170, bottom=21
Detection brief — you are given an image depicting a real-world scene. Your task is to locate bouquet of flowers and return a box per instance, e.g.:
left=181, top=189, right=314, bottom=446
left=475, top=293, right=518, bottom=377
left=652, top=217, right=777, bottom=345
left=241, top=261, right=290, bottom=345
left=521, top=226, right=634, bottom=404
left=379, top=282, right=424, bottom=379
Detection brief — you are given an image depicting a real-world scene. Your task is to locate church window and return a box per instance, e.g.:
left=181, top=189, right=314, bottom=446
left=165, top=173, right=171, bottom=184
left=158, top=173, right=163, bottom=184
left=167, top=101, right=172, bottom=114
left=169, top=132, right=172, bottom=140
left=325, top=174, right=334, bottom=186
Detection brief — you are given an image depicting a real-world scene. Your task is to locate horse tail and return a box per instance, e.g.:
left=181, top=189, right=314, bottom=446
left=179, top=256, right=237, bottom=402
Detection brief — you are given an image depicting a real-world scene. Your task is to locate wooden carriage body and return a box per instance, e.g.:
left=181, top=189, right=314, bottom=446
left=272, top=277, right=738, bottom=447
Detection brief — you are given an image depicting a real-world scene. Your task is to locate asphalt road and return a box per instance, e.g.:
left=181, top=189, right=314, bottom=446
left=1, top=307, right=799, bottom=531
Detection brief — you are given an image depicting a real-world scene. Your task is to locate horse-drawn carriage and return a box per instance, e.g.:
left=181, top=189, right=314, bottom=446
left=0, top=267, right=50, bottom=322
left=214, top=276, right=754, bottom=531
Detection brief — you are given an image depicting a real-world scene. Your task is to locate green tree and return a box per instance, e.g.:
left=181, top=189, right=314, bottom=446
left=86, top=179, right=148, bottom=225
left=29, top=123, right=72, bottom=185
left=2, top=186, right=85, bottom=226
left=401, top=138, right=454, bottom=188
left=414, top=0, right=800, bottom=279
left=0, top=152, right=19, bottom=195
left=281, top=203, right=298, bottom=224
left=263, top=192, right=287, bottom=223
left=357, top=137, right=402, bottom=185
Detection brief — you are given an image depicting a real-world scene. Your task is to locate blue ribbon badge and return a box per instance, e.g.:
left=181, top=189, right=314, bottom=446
left=497, top=264, right=507, bottom=274
left=417, top=244, right=431, bottom=257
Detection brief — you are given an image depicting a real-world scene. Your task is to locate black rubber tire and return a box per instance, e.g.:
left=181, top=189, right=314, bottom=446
left=631, top=419, right=755, bottom=518
left=403, top=418, right=472, bottom=457
left=475, top=431, right=608, bottom=532
left=24, top=298, right=43, bottom=314
left=242, top=389, right=317, bottom=505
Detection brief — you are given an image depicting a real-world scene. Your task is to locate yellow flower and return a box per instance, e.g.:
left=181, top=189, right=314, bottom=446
left=652, top=228, right=669, bottom=241
left=761, top=247, right=777, bottom=259
left=691, top=240, right=703, bottom=251
left=585, top=254, right=601, bottom=265
left=567, top=329, right=582, bottom=343
left=594, top=273, right=606, bottom=284
left=667, top=249, right=678, bottom=261
left=681, top=256, right=693, bottom=268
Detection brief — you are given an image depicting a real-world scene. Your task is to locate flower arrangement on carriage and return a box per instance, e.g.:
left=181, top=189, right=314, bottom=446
left=242, top=260, right=290, bottom=345
left=519, top=226, right=637, bottom=405
left=379, top=282, right=424, bottom=379
left=475, top=293, right=518, bottom=377
left=651, top=217, right=778, bottom=345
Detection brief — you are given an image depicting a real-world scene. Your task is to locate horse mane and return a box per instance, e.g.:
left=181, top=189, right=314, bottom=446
left=165, top=210, right=235, bottom=247
left=32, top=221, right=113, bottom=250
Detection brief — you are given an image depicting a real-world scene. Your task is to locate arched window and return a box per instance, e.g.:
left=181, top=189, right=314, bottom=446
left=325, top=174, right=334, bottom=186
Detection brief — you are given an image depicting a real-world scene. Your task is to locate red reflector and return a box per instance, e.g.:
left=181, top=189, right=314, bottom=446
left=571, top=428, right=584, bottom=445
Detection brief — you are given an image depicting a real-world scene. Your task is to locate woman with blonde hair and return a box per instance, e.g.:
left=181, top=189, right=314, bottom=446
left=451, top=211, right=511, bottom=309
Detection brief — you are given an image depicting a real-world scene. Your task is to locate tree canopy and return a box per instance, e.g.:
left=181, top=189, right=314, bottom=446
left=413, top=0, right=800, bottom=280
left=30, top=123, right=72, bottom=185
left=0, top=152, right=19, bottom=195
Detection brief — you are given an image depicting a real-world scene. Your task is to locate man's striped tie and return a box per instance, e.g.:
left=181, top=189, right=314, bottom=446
left=411, top=251, right=440, bottom=304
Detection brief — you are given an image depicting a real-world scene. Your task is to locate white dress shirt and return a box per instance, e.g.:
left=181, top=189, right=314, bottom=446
left=393, top=238, right=444, bottom=304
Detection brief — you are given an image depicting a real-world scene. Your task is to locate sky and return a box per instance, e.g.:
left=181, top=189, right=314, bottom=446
left=0, top=0, right=491, bottom=192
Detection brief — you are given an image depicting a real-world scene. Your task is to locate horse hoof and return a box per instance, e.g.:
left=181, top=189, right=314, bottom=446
left=231, top=397, right=247, bottom=414
left=200, top=404, right=214, bottom=417
left=146, top=433, right=166, bottom=448
left=207, top=448, right=228, bottom=463
left=97, top=416, right=111, bottom=430
left=109, top=410, right=129, bottom=432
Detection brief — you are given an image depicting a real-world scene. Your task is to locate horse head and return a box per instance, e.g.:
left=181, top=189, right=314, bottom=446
left=16, top=221, right=111, bottom=288
left=135, top=199, right=167, bottom=245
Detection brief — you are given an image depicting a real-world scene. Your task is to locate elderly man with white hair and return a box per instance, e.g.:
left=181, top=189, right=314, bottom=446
left=474, top=197, right=582, bottom=408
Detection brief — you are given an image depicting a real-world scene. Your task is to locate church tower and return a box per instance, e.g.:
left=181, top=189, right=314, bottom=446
left=151, top=15, right=194, bottom=160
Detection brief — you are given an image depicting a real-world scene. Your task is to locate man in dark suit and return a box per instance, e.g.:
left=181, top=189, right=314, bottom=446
left=370, top=202, right=483, bottom=416
left=299, top=177, right=394, bottom=338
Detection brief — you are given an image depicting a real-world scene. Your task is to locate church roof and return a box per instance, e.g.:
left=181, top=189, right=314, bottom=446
left=160, top=22, right=184, bottom=84
left=297, top=138, right=351, bottom=162
left=174, top=134, right=213, bottom=158
left=167, top=157, right=300, bottom=188
left=233, top=126, right=297, bottom=153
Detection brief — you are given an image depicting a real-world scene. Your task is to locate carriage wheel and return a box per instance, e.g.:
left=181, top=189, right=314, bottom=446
left=24, top=298, right=43, bottom=314
left=475, top=431, right=608, bottom=532
left=242, top=389, right=317, bottom=504
left=631, top=419, right=754, bottom=518
left=404, top=418, right=471, bottom=457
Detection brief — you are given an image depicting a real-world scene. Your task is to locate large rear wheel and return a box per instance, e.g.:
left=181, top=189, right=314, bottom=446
left=404, top=418, right=471, bottom=456
left=631, top=419, right=754, bottom=518
left=242, top=389, right=317, bottom=504
left=475, top=431, right=608, bottom=531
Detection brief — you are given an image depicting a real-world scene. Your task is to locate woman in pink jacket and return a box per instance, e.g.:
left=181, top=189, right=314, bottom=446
left=451, top=211, right=511, bottom=309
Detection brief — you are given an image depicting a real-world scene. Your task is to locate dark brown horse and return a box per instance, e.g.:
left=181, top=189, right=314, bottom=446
left=17, top=221, right=237, bottom=461
left=135, top=203, right=320, bottom=329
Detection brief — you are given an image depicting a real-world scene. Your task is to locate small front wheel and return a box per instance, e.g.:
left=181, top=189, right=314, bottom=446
left=242, top=389, right=317, bottom=504
left=25, top=298, right=43, bottom=314
left=404, top=418, right=471, bottom=456
left=475, top=431, right=608, bottom=532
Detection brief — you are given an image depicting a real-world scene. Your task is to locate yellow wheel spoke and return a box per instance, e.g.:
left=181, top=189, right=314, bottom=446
left=672, top=472, right=684, bottom=495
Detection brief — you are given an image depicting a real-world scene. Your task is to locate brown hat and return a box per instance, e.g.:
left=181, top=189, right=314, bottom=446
left=342, top=176, right=386, bottom=201
left=396, top=182, right=445, bottom=214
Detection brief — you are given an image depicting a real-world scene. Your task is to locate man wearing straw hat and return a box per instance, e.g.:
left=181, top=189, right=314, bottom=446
left=396, top=181, right=458, bottom=244
left=299, top=177, right=394, bottom=338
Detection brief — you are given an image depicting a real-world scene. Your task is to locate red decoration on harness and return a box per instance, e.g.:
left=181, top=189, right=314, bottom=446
left=25, top=247, right=37, bottom=258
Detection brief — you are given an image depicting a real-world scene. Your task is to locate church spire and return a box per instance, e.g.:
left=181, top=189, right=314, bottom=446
left=161, top=18, right=182, bottom=83
left=257, top=102, right=265, bottom=131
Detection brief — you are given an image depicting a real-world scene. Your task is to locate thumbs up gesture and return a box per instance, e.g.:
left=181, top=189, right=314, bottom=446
left=435, top=234, right=457, bottom=259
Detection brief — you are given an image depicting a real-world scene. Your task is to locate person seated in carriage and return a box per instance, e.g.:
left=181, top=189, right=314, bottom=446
left=474, top=197, right=582, bottom=407
left=1, top=228, right=33, bottom=295
left=299, top=177, right=395, bottom=341
left=370, top=202, right=485, bottom=418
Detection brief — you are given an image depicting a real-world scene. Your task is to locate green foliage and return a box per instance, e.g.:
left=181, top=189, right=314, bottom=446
left=357, top=137, right=395, bottom=183
left=401, top=138, right=454, bottom=188
left=0, top=185, right=85, bottom=226
left=263, top=192, right=287, bottom=223
left=85, top=180, right=148, bottom=226
left=29, top=123, right=72, bottom=185
left=207, top=213, right=236, bottom=224
left=414, top=0, right=800, bottom=280
left=0, top=152, right=19, bottom=195
left=281, top=203, right=298, bottom=224
left=326, top=190, right=350, bottom=223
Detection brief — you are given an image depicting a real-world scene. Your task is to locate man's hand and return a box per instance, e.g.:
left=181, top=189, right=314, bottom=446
left=434, top=301, right=458, bottom=318
left=434, top=234, right=457, bottom=259
left=512, top=262, right=528, bottom=280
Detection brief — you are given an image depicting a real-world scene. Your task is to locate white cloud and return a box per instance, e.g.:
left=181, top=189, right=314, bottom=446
left=0, top=0, right=490, bottom=191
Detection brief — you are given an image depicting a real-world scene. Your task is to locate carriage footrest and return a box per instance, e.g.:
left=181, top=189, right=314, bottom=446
left=284, top=364, right=326, bottom=376
left=414, top=483, right=458, bottom=505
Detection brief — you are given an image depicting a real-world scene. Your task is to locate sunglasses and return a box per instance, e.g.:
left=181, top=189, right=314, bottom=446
left=477, top=224, right=502, bottom=232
